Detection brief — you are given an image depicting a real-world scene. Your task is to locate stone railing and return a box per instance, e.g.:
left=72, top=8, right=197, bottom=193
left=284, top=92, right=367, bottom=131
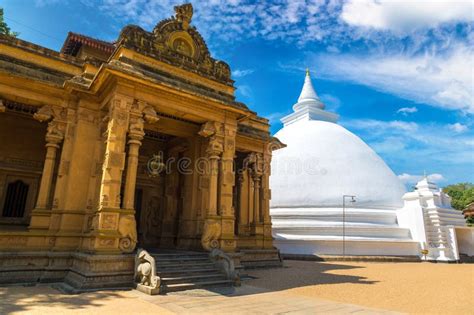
left=209, top=248, right=240, bottom=286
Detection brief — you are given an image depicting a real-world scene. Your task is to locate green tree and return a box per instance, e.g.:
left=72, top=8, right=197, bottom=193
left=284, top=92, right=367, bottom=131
left=0, top=8, right=19, bottom=37
left=443, top=182, right=474, bottom=210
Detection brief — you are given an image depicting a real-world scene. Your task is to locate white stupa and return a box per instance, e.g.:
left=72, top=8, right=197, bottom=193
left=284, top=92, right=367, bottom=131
left=270, top=70, right=420, bottom=256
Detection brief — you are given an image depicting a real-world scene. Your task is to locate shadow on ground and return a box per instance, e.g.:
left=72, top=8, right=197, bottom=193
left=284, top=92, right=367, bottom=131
left=166, top=260, right=377, bottom=298
left=244, top=260, right=377, bottom=291
left=0, top=260, right=378, bottom=311
left=0, top=286, right=125, bottom=314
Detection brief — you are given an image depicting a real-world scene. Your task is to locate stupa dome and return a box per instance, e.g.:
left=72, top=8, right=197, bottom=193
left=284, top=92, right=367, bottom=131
left=270, top=71, right=417, bottom=257
left=271, top=119, right=406, bottom=209
left=271, top=71, right=406, bottom=210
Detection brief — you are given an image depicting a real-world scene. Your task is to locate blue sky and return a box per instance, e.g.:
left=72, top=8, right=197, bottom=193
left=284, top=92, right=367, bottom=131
left=2, top=0, right=473, bottom=187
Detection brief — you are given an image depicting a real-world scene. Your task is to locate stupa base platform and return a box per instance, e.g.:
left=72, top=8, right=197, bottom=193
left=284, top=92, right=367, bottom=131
left=274, top=238, right=420, bottom=257
left=282, top=253, right=421, bottom=262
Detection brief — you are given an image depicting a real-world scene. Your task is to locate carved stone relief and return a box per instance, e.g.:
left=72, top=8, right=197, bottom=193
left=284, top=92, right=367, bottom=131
left=201, top=219, right=221, bottom=251
left=118, top=215, right=138, bottom=253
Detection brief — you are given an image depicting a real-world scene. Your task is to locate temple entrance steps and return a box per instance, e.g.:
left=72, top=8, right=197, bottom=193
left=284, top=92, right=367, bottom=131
left=422, top=210, right=458, bottom=261
left=150, top=251, right=233, bottom=293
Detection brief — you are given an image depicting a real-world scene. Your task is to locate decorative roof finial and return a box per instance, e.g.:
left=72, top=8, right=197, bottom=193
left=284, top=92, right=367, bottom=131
left=423, top=170, right=427, bottom=179
left=306, top=68, right=310, bottom=76
left=174, top=3, right=193, bottom=30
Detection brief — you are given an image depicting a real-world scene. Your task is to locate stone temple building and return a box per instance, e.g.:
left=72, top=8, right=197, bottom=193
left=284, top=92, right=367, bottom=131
left=0, top=4, right=283, bottom=292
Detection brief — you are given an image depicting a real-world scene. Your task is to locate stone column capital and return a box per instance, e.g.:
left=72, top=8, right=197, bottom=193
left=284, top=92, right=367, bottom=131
left=198, top=121, right=223, bottom=138
left=128, top=117, right=145, bottom=143
left=34, top=105, right=67, bottom=123
left=252, top=172, right=262, bottom=183
left=206, top=135, right=224, bottom=158
left=131, top=100, right=159, bottom=124
left=45, top=120, right=66, bottom=145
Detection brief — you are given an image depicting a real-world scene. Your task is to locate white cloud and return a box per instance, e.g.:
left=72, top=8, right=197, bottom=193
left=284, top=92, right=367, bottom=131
left=313, top=43, right=474, bottom=113
left=398, top=173, right=445, bottom=184
left=448, top=122, right=469, bottom=133
left=344, top=119, right=419, bottom=133
left=78, top=0, right=345, bottom=45
left=74, top=0, right=472, bottom=117
left=235, top=84, right=252, bottom=99
left=232, top=69, right=254, bottom=78
left=371, top=136, right=408, bottom=154
left=397, top=107, right=418, bottom=115
left=341, top=0, right=473, bottom=34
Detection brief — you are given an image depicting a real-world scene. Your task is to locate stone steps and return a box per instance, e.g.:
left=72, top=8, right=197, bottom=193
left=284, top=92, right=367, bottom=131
left=151, top=250, right=233, bottom=293
left=162, top=279, right=234, bottom=292
left=161, top=272, right=224, bottom=284
left=158, top=267, right=218, bottom=276
left=157, top=261, right=215, bottom=269
left=151, top=253, right=209, bottom=259
left=155, top=257, right=209, bottom=264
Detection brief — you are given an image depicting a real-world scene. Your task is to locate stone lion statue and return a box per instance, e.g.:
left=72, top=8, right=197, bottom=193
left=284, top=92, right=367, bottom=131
left=134, top=249, right=160, bottom=292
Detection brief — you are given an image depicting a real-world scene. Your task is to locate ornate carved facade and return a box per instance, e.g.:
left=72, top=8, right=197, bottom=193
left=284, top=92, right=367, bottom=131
left=0, top=4, right=283, bottom=290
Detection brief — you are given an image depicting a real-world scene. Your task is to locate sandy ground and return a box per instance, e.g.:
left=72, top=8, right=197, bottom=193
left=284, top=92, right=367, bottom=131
left=0, top=261, right=472, bottom=314
left=0, top=286, right=175, bottom=315
left=246, top=260, right=474, bottom=314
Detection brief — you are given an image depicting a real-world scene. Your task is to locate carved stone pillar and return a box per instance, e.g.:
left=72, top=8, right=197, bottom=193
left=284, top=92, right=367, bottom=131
left=29, top=105, right=67, bottom=231
left=198, top=121, right=224, bottom=251
left=35, top=123, right=64, bottom=209
left=93, top=95, right=132, bottom=253
left=261, top=152, right=273, bottom=248
left=122, top=117, right=145, bottom=210
left=124, top=102, right=158, bottom=212
left=218, top=124, right=236, bottom=251
left=247, top=152, right=264, bottom=241
left=252, top=172, right=261, bottom=225
left=237, top=172, right=247, bottom=229
left=93, top=98, right=158, bottom=254
left=207, top=140, right=221, bottom=217
left=248, top=169, right=255, bottom=225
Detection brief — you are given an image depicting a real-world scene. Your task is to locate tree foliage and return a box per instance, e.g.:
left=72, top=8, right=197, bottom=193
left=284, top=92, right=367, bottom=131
left=0, top=8, right=19, bottom=37
left=443, top=182, right=474, bottom=210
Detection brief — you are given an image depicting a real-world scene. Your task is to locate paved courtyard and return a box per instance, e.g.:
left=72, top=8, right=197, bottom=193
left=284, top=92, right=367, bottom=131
left=0, top=260, right=472, bottom=314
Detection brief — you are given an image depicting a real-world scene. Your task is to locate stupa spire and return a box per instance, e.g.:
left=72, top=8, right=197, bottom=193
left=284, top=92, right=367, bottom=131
left=281, top=69, right=340, bottom=126
left=296, top=69, right=323, bottom=108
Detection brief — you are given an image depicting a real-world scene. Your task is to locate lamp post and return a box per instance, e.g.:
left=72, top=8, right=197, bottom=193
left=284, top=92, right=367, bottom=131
left=342, top=195, right=356, bottom=257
